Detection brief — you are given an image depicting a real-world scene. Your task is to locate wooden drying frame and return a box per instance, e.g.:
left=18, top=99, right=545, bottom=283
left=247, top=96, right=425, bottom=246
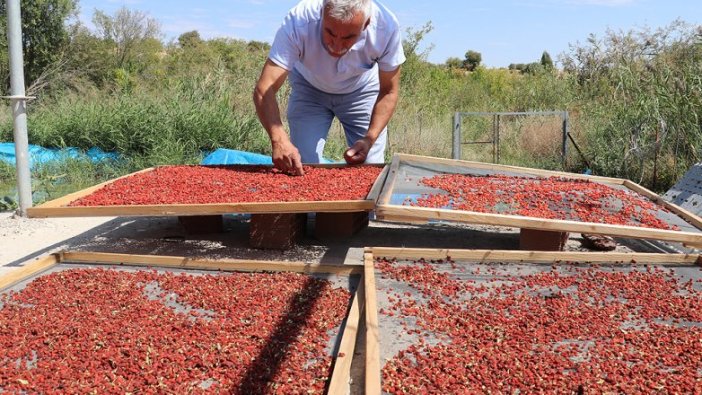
left=0, top=251, right=363, bottom=394
left=361, top=246, right=702, bottom=394
left=27, top=163, right=389, bottom=218
left=376, top=154, right=702, bottom=248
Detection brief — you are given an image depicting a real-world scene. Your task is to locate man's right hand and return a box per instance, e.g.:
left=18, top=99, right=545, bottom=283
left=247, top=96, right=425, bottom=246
left=272, top=139, right=305, bottom=176
left=253, top=60, right=303, bottom=175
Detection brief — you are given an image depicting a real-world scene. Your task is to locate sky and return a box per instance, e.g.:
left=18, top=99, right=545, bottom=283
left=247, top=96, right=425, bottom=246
left=75, top=0, right=702, bottom=68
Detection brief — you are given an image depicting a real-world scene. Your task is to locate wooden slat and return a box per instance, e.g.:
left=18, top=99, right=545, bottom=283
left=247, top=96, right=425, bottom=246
left=374, top=214, right=429, bottom=226
left=364, top=251, right=381, bottom=395
left=376, top=205, right=702, bottom=247
left=366, top=165, right=390, bottom=203
left=28, top=200, right=375, bottom=218
left=377, top=155, right=401, bottom=206
left=369, top=247, right=701, bottom=265
left=59, top=251, right=361, bottom=276
left=0, top=254, right=59, bottom=291
left=395, top=153, right=626, bottom=184
left=300, top=163, right=384, bottom=170
left=623, top=180, right=702, bottom=230
left=327, top=280, right=365, bottom=395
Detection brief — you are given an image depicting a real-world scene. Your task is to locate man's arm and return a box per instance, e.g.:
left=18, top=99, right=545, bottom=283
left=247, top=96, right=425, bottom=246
left=344, top=66, right=401, bottom=164
left=253, top=59, right=304, bottom=175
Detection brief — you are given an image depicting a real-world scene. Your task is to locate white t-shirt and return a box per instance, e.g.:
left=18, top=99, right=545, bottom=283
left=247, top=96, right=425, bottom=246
left=269, top=0, right=406, bottom=94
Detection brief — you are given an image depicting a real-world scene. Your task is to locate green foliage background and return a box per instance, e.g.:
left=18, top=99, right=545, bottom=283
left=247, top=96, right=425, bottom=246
left=1, top=4, right=701, bottom=205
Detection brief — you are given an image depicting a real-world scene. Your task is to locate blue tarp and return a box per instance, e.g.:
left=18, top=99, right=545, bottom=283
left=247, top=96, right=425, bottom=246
left=0, top=144, right=336, bottom=168
left=0, top=143, right=119, bottom=169
left=201, top=149, right=273, bottom=165
left=201, top=148, right=337, bottom=165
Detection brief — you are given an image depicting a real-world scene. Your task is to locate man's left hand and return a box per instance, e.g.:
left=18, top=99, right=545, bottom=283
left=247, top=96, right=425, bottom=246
left=344, top=137, right=372, bottom=165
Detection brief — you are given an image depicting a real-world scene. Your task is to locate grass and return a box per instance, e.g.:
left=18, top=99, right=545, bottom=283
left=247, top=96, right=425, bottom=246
left=0, top=161, right=16, bottom=210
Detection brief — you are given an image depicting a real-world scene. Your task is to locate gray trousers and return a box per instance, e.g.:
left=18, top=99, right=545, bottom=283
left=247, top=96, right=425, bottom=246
left=287, top=69, right=387, bottom=164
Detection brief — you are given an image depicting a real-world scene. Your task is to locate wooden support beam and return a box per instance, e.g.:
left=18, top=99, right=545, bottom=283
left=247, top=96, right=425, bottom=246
left=367, top=247, right=701, bottom=266
left=377, top=157, right=401, bottom=206
left=60, top=251, right=361, bottom=275
left=374, top=214, right=428, bottom=226
left=366, top=165, right=390, bottom=203
left=393, top=153, right=626, bottom=184
left=376, top=205, right=702, bottom=247
left=520, top=229, right=569, bottom=251
left=249, top=213, right=307, bottom=250
left=28, top=200, right=376, bottom=218
left=0, top=254, right=60, bottom=291
left=623, top=180, right=702, bottom=230
left=327, top=280, right=365, bottom=394
left=178, top=215, right=224, bottom=234
left=315, top=211, right=369, bottom=240
left=364, top=251, right=381, bottom=395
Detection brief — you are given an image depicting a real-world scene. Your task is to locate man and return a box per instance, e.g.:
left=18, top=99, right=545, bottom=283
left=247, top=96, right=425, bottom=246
left=253, top=0, right=405, bottom=175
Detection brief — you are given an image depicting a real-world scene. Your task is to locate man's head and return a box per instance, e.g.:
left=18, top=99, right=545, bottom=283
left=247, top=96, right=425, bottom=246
left=321, top=0, right=371, bottom=58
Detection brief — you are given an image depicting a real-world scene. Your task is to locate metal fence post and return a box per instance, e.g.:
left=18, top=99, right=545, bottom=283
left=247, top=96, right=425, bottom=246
left=452, top=112, right=461, bottom=160
left=562, top=111, right=569, bottom=170
left=496, top=114, right=501, bottom=164
left=455, top=111, right=569, bottom=167
left=4, top=0, right=33, bottom=216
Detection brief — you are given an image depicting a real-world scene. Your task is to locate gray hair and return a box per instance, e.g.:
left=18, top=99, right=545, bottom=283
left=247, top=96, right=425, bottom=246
left=323, top=0, right=371, bottom=22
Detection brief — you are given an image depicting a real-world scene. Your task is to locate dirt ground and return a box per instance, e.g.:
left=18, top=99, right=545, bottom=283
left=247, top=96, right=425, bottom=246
left=0, top=210, right=686, bottom=394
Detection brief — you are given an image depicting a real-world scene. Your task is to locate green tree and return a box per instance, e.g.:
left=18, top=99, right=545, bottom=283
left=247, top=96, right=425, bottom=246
left=178, top=30, right=203, bottom=48
left=0, top=0, right=77, bottom=88
left=92, top=7, right=162, bottom=70
left=445, top=57, right=462, bottom=69
left=402, top=21, right=434, bottom=62
left=463, top=50, right=482, bottom=71
left=65, top=23, right=115, bottom=85
left=524, top=62, right=544, bottom=74
left=400, top=21, right=435, bottom=93
left=540, top=50, right=554, bottom=69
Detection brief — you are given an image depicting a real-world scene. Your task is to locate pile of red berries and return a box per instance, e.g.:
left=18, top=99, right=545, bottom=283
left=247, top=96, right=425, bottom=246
left=69, top=165, right=382, bottom=206
left=377, top=257, right=702, bottom=393
left=0, top=268, right=351, bottom=393
left=409, top=174, right=677, bottom=230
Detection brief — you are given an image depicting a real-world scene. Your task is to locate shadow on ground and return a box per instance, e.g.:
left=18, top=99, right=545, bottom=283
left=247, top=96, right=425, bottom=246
left=7, top=214, right=677, bottom=268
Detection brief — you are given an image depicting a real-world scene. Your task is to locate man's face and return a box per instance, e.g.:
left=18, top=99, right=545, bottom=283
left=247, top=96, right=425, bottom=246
left=321, top=7, right=369, bottom=58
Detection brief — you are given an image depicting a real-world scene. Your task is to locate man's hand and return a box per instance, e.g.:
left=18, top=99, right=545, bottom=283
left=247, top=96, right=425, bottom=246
left=253, top=60, right=304, bottom=175
left=344, top=137, right=372, bottom=165
left=272, top=138, right=305, bottom=176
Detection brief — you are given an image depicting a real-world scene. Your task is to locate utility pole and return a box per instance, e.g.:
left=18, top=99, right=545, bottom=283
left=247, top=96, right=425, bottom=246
left=3, top=0, right=34, bottom=216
